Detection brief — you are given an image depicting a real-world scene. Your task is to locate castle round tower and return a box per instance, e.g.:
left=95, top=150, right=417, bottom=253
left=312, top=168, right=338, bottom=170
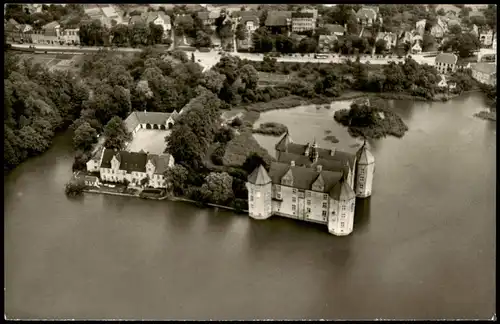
left=246, top=164, right=273, bottom=220
left=355, top=144, right=375, bottom=198
left=328, top=175, right=356, bottom=236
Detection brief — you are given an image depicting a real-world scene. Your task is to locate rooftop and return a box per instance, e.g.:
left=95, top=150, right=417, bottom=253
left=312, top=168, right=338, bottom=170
left=473, top=62, right=496, bottom=75
left=124, top=111, right=174, bottom=132
left=435, top=53, right=458, bottom=65
left=265, top=10, right=291, bottom=26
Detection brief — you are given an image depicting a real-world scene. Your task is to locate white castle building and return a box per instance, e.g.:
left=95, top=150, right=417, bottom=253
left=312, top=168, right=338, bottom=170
left=246, top=132, right=375, bottom=236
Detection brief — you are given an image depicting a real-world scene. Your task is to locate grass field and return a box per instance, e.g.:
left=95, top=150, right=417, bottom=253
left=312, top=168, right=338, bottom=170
left=223, top=131, right=275, bottom=167
left=126, top=129, right=170, bottom=155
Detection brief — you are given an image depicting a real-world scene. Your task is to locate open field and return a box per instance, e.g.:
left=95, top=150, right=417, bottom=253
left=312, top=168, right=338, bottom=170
left=18, top=53, right=85, bottom=72
left=125, top=129, right=169, bottom=155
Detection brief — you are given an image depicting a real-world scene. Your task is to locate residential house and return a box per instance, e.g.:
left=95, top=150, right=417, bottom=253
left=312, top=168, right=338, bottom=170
left=23, top=4, right=43, bottom=14
left=411, top=40, right=422, bottom=54
left=435, top=53, right=458, bottom=74
left=86, top=147, right=105, bottom=173
left=101, top=5, right=123, bottom=26
left=74, top=171, right=101, bottom=187
left=479, top=29, right=494, bottom=46
left=471, top=63, right=496, bottom=86
left=291, top=11, right=316, bottom=33
left=324, top=24, right=345, bottom=37
left=471, top=24, right=479, bottom=37
left=5, top=19, right=22, bottom=43
left=375, top=32, right=397, bottom=50
left=29, top=21, right=61, bottom=45
left=60, top=28, right=80, bottom=45
left=464, top=5, right=489, bottom=10
left=234, top=11, right=260, bottom=50
left=124, top=110, right=180, bottom=134
left=197, top=10, right=221, bottom=30
left=398, top=30, right=412, bottom=45
left=435, top=4, right=461, bottom=17
left=430, top=18, right=448, bottom=39
left=415, top=19, right=426, bottom=35
left=142, top=11, right=171, bottom=34
left=99, top=149, right=175, bottom=188
left=356, top=7, right=378, bottom=27
left=265, top=10, right=292, bottom=34
left=318, top=35, right=338, bottom=53
left=468, top=10, right=485, bottom=19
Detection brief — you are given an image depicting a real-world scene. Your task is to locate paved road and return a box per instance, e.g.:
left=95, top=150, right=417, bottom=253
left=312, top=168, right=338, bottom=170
left=11, top=43, right=494, bottom=72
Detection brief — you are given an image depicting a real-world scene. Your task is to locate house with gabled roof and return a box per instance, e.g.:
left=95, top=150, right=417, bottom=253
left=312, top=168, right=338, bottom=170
left=265, top=10, right=292, bottom=34
left=471, top=63, right=496, bottom=86
left=247, top=130, right=376, bottom=236
left=435, top=52, right=458, bottom=74
left=124, top=110, right=181, bottom=134
left=356, top=6, right=378, bottom=27
left=99, top=149, right=174, bottom=188
left=324, top=24, right=345, bottom=37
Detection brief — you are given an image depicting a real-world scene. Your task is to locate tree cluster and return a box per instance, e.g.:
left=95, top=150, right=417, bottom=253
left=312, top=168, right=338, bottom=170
left=110, top=21, right=169, bottom=47
left=5, top=4, right=86, bottom=28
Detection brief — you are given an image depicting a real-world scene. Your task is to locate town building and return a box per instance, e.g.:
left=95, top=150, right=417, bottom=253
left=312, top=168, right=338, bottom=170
left=376, top=32, right=397, bottom=50
left=29, top=21, right=61, bottom=45
left=479, top=29, right=494, bottom=46
left=246, top=133, right=375, bottom=236
left=356, top=7, right=378, bottom=27
left=197, top=10, right=221, bottom=30
left=23, top=4, right=43, bottom=14
left=291, top=11, right=316, bottom=33
left=143, top=11, right=171, bottom=33
left=318, top=35, right=338, bottom=53
left=124, top=110, right=181, bottom=134
left=100, top=5, right=123, bottom=26
left=265, top=10, right=292, bottom=34
left=430, top=18, right=448, bottom=39
left=234, top=11, right=259, bottom=50
left=99, top=149, right=174, bottom=188
left=324, top=24, right=345, bottom=37
left=471, top=63, right=496, bottom=86
left=60, top=28, right=80, bottom=45
left=411, top=40, right=422, bottom=54
left=471, top=24, right=479, bottom=37
left=434, top=53, right=458, bottom=74
left=415, top=19, right=426, bottom=35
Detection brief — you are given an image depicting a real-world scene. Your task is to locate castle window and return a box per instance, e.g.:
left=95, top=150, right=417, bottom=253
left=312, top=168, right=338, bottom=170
left=306, top=191, right=311, bottom=197
left=307, top=208, right=311, bottom=213
left=293, top=189, right=297, bottom=194
left=342, top=205, right=346, bottom=211
left=332, top=211, right=335, bottom=215
left=323, top=194, right=328, bottom=200
left=292, top=204, right=296, bottom=211
left=341, top=222, right=345, bottom=227
left=292, top=197, right=296, bottom=203
left=275, top=185, right=281, bottom=191
left=277, top=193, right=282, bottom=199
left=322, top=202, right=327, bottom=209
left=351, top=203, right=354, bottom=212
left=250, top=195, right=253, bottom=200
left=322, top=210, right=327, bottom=217
left=307, top=200, right=311, bottom=205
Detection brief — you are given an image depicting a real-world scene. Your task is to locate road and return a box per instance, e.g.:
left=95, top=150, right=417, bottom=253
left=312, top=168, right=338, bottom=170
left=10, top=43, right=494, bottom=72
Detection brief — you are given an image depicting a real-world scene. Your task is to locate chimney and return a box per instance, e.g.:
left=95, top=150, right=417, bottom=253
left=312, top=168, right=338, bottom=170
left=290, top=160, right=295, bottom=167
left=304, top=143, right=310, bottom=156
left=316, top=165, right=323, bottom=172
left=330, top=147, right=336, bottom=156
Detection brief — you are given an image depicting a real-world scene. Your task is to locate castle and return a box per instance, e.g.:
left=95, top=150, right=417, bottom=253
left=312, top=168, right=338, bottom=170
left=246, top=132, right=375, bottom=236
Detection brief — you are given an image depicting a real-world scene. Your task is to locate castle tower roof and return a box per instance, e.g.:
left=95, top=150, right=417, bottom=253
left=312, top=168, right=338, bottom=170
left=248, top=165, right=272, bottom=185
left=356, top=144, right=375, bottom=165
left=330, top=175, right=356, bottom=201
left=275, top=130, right=293, bottom=151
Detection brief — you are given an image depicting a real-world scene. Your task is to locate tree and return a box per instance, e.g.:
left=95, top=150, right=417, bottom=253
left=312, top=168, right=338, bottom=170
left=437, top=8, right=446, bottom=16
left=239, top=64, right=259, bottom=90
left=73, top=122, right=98, bottom=151
left=201, top=172, right=234, bottom=204
left=111, top=24, right=129, bottom=46
left=164, top=164, right=189, bottom=195
left=200, top=70, right=226, bottom=94
left=275, top=34, right=296, bottom=53
left=236, top=23, right=246, bottom=40
left=252, top=27, right=274, bottom=52
left=148, top=22, right=164, bottom=45
left=334, top=98, right=408, bottom=144
left=444, top=32, right=481, bottom=58
left=242, top=152, right=270, bottom=174
left=65, top=178, right=85, bottom=197
left=298, top=37, right=318, bottom=53
left=448, top=24, right=462, bottom=35
left=128, top=22, right=150, bottom=47
left=375, top=39, right=387, bottom=54
left=103, top=116, right=132, bottom=150
left=422, top=34, right=436, bottom=52
left=194, top=30, right=212, bottom=48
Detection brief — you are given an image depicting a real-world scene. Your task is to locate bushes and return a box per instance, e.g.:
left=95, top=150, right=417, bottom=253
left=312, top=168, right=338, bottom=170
left=211, top=144, right=226, bottom=166
left=230, top=117, right=243, bottom=127
left=72, top=150, right=91, bottom=172
left=65, top=179, right=85, bottom=197
left=252, top=122, right=288, bottom=136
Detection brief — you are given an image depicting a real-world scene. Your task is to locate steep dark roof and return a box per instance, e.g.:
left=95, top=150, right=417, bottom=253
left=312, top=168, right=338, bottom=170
left=248, top=165, right=272, bottom=185
left=277, top=152, right=350, bottom=175
left=265, top=10, right=291, bottom=26
left=278, top=143, right=356, bottom=169
left=330, top=178, right=356, bottom=200
left=100, top=149, right=148, bottom=173
left=435, top=53, right=458, bottom=65
left=275, top=131, right=293, bottom=151
left=268, top=162, right=343, bottom=194
left=147, top=154, right=172, bottom=174
left=291, top=12, right=314, bottom=19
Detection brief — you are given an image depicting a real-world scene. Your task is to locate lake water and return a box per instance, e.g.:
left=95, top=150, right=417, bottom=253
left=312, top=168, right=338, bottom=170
left=4, top=93, right=496, bottom=320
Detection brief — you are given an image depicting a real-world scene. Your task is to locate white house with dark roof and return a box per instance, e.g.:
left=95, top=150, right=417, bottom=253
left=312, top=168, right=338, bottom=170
left=142, top=11, right=171, bottom=33
left=124, top=110, right=181, bottom=134
left=435, top=53, right=458, bottom=74
left=324, top=24, right=345, bottom=37
left=479, top=29, right=494, bottom=47
left=247, top=130, right=375, bottom=236
left=99, top=149, right=174, bottom=188
left=356, top=7, right=378, bottom=27
left=471, top=63, right=496, bottom=86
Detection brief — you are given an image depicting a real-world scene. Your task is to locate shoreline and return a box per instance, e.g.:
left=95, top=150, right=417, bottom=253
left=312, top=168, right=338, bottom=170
left=83, top=188, right=248, bottom=213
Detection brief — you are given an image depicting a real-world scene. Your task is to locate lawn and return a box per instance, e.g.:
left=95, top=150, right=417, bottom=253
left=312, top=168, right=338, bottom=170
left=126, top=129, right=170, bottom=155
left=223, top=131, right=275, bottom=167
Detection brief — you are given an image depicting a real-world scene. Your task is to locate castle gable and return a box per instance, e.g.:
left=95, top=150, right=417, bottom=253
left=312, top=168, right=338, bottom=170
left=311, top=174, right=325, bottom=192
left=281, top=168, right=294, bottom=186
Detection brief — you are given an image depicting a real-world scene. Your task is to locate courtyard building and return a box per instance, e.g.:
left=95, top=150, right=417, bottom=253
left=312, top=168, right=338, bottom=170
left=471, top=63, right=496, bottom=86
left=124, top=110, right=182, bottom=134
left=435, top=53, right=458, bottom=74
left=291, top=11, right=316, bottom=33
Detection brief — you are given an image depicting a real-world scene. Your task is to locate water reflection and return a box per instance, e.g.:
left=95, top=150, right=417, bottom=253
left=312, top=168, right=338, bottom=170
left=353, top=197, right=371, bottom=234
